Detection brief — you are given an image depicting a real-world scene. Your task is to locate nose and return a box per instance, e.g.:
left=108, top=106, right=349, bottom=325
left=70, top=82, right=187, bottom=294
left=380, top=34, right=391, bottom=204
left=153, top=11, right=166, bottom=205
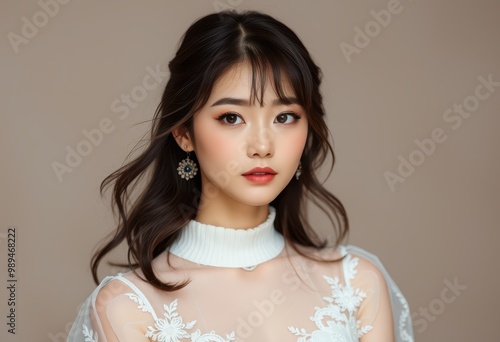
left=246, top=126, right=274, bottom=158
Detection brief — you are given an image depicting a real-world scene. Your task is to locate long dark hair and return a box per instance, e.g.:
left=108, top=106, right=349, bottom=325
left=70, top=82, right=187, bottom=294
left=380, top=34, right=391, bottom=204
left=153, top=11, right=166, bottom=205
left=91, top=10, right=349, bottom=291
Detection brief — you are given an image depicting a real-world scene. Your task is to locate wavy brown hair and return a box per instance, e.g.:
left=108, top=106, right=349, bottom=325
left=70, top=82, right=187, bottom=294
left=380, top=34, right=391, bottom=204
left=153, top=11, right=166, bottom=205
left=91, top=10, right=349, bottom=291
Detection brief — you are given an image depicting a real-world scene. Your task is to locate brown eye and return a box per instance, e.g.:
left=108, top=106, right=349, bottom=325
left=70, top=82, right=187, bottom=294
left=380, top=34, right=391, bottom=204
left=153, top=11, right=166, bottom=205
left=275, top=112, right=301, bottom=124
left=216, top=112, right=243, bottom=125
left=276, top=114, right=288, bottom=123
left=225, top=113, right=238, bottom=124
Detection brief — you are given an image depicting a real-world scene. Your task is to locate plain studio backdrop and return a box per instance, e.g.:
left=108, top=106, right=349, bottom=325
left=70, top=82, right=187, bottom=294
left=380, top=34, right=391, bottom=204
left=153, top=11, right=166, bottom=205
left=1, top=0, right=499, bottom=340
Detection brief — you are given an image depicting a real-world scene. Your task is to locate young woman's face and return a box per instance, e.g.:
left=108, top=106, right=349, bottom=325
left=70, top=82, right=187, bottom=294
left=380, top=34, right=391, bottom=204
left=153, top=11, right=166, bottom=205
left=191, top=61, right=308, bottom=207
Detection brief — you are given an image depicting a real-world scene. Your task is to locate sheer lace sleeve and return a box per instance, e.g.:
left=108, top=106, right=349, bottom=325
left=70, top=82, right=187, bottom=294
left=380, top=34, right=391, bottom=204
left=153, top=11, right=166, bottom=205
left=342, top=245, right=414, bottom=342
left=67, top=274, right=153, bottom=342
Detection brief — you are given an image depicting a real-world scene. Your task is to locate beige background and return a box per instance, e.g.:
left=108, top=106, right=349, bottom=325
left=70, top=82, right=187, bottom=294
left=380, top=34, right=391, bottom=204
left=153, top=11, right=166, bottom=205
left=1, top=0, right=499, bottom=340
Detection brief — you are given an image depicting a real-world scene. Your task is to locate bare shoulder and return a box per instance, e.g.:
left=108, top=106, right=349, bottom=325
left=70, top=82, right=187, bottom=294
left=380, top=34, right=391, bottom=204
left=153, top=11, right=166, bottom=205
left=342, top=246, right=392, bottom=293
left=350, top=251, right=386, bottom=276
left=93, top=274, right=136, bottom=309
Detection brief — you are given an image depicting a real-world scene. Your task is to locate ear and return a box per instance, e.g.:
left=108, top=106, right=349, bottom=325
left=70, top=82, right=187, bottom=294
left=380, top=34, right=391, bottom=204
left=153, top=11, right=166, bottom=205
left=172, top=127, right=195, bottom=152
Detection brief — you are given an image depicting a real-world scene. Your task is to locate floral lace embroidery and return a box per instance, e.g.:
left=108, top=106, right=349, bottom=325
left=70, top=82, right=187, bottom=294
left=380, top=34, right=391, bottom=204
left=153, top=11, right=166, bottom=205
left=288, top=256, right=373, bottom=341
left=394, top=288, right=414, bottom=342
left=126, top=293, right=153, bottom=314
left=79, top=252, right=412, bottom=341
left=82, top=324, right=98, bottom=342
left=144, top=298, right=235, bottom=342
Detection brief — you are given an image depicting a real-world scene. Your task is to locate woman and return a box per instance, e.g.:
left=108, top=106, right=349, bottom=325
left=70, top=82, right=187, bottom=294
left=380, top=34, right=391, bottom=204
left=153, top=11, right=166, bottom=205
left=68, top=9, right=414, bottom=341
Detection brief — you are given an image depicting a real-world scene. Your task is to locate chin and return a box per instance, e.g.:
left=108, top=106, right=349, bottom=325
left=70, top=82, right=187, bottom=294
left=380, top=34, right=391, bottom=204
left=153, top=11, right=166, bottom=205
left=229, top=192, right=278, bottom=207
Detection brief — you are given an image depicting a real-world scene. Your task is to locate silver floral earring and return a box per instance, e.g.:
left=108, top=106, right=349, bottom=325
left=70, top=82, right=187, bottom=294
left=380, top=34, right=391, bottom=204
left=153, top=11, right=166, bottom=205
left=177, top=146, right=198, bottom=180
left=295, top=161, right=302, bottom=180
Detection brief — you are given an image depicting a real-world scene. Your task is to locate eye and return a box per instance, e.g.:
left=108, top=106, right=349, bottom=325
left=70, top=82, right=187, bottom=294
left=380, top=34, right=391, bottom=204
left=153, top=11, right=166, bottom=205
left=275, top=112, right=301, bottom=124
left=216, top=112, right=244, bottom=125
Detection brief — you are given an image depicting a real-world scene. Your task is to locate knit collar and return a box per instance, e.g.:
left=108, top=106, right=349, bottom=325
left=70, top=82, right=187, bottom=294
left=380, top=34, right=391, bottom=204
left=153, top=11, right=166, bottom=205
left=169, top=206, right=284, bottom=268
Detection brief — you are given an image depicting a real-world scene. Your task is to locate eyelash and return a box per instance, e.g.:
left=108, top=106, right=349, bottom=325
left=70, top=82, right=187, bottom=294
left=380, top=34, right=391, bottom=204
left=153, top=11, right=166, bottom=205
left=215, top=112, right=302, bottom=125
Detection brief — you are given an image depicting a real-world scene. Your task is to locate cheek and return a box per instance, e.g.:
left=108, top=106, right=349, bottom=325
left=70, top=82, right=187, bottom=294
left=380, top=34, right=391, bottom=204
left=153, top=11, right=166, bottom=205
left=279, top=126, right=308, bottom=158
left=294, top=130, right=308, bottom=155
left=193, top=123, right=241, bottom=169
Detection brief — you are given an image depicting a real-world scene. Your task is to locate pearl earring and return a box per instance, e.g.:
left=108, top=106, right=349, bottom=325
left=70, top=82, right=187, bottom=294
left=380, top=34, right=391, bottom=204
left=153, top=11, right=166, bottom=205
left=295, top=161, right=302, bottom=180
left=177, top=146, right=198, bottom=180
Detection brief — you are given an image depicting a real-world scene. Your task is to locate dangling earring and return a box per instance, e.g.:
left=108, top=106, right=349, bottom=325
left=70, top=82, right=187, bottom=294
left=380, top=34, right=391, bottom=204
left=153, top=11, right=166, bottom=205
left=177, top=146, right=198, bottom=180
left=295, top=161, right=302, bottom=180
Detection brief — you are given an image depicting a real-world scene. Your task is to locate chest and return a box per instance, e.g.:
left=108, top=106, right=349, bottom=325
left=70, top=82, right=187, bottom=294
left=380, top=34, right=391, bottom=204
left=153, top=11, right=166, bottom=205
left=136, top=265, right=365, bottom=341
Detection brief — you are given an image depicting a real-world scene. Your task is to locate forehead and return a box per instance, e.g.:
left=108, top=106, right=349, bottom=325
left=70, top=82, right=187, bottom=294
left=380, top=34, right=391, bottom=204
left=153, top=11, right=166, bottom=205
left=208, top=61, right=296, bottom=105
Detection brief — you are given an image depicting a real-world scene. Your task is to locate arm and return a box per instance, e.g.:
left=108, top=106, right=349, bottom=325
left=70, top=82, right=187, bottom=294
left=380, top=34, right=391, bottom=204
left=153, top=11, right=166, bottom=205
left=69, top=278, right=152, bottom=342
left=355, top=258, right=395, bottom=341
left=344, top=245, right=414, bottom=342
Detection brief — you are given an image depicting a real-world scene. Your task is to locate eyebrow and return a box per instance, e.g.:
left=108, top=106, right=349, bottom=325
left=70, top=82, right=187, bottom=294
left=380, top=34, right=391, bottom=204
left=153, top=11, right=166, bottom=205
left=210, top=96, right=300, bottom=107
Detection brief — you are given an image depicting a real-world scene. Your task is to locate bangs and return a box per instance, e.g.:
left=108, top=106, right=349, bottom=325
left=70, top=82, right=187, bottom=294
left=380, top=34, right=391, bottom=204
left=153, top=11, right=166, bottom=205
left=191, top=53, right=312, bottom=116
left=243, top=49, right=308, bottom=110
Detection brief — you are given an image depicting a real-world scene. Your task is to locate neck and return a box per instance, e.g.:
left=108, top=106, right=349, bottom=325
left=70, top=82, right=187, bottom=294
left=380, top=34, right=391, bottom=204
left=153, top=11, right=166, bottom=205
left=169, top=206, right=284, bottom=268
left=195, top=201, right=270, bottom=230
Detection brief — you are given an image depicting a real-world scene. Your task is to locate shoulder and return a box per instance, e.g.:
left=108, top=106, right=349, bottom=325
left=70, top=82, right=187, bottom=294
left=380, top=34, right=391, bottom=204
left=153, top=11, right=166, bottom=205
left=292, top=243, right=394, bottom=296
left=339, top=245, right=415, bottom=339
left=93, top=272, right=142, bottom=311
left=288, top=242, right=390, bottom=274
left=92, top=270, right=180, bottom=312
left=91, top=272, right=158, bottom=331
left=339, top=244, right=402, bottom=305
left=92, top=270, right=165, bottom=314
left=72, top=272, right=160, bottom=341
left=285, top=242, right=390, bottom=287
left=340, top=244, right=389, bottom=280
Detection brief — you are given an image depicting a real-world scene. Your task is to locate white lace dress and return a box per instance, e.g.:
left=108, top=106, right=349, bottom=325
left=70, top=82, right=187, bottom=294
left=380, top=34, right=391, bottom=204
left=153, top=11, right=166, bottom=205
left=68, top=207, right=414, bottom=341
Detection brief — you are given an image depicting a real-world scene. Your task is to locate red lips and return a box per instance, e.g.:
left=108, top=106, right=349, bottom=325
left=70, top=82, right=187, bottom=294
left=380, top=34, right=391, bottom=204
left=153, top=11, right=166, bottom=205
left=242, top=167, right=277, bottom=176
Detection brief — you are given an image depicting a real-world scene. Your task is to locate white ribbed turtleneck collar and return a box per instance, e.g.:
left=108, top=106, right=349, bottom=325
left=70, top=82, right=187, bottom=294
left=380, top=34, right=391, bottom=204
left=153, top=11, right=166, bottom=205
left=169, top=206, right=284, bottom=268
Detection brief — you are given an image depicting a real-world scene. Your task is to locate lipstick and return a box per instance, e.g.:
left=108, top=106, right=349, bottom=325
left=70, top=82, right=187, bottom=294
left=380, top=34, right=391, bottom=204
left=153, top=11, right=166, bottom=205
left=242, top=167, right=277, bottom=184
